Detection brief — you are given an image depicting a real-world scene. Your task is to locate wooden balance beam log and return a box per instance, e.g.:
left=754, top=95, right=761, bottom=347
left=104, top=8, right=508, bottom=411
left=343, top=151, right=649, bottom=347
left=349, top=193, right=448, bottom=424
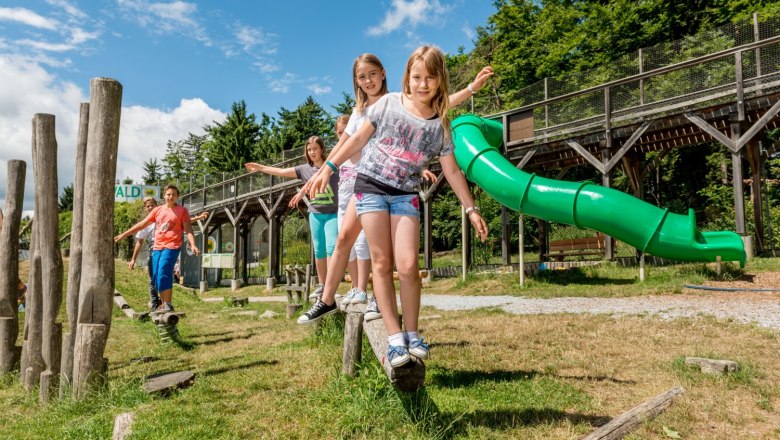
left=582, top=387, right=685, bottom=440
left=337, top=300, right=425, bottom=392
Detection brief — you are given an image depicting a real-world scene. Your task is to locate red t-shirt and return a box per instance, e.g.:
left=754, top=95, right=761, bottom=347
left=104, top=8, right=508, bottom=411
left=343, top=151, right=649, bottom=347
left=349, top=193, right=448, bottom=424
left=144, top=204, right=191, bottom=250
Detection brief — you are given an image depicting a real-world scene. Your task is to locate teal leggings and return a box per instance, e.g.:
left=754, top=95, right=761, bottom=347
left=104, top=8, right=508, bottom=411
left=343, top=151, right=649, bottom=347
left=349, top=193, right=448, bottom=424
left=309, top=212, right=338, bottom=259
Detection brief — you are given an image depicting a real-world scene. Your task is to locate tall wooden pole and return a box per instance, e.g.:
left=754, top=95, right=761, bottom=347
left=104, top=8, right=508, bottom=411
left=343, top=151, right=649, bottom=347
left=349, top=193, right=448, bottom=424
left=0, top=160, right=26, bottom=373
left=72, top=78, right=122, bottom=399
left=61, top=103, right=89, bottom=397
left=31, top=114, right=64, bottom=397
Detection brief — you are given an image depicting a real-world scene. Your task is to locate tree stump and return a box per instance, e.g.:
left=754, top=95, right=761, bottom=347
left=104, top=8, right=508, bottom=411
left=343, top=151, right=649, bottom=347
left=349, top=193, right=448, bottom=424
left=581, top=387, right=685, bottom=440
left=112, top=412, right=134, bottom=440
left=72, top=323, right=109, bottom=399
left=20, top=254, right=44, bottom=390
left=0, top=318, right=17, bottom=372
left=142, top=370, right=195, bottom=395
left=0, top=160, right=25, bottom=374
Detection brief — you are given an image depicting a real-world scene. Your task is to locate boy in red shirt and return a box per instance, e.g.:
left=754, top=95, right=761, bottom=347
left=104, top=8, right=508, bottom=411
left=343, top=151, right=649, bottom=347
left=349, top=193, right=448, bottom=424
left=116, top=185, right=200, bottom=312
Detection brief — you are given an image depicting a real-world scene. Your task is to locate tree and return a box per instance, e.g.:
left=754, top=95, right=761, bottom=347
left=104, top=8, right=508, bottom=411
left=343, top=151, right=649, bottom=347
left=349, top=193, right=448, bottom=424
left=141, top=158, right=163, bottom=185
left=331, top=92, right=355, bottom=117
left=58, top=184, right=74, bottom=212
left=272, top=96, right=335, bottom=151
left=162, top=133, right=208, bottom=182
left=122, top=177, right=134, bottom=185
left=201, top=100, right=261, bottom=173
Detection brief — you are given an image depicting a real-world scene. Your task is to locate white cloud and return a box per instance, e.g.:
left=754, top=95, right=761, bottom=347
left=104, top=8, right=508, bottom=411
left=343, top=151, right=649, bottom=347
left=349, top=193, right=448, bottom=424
left=235, top=25, right=276, bottom=55
left=254, top=61, right=279, bottom=73
left=45, top=0, right=88, bottom=20
left=117, top=0, right=211, bottom=46
left=307, top=84, right=331, bottom=95
left=366, top=0, right=450, bottom=36
left=0, top=7, right=59, bottom=30
left=462, top=22, right=475, bottom=41
left=268, top=73, right=297, bottom=94
left=17, top=39, right=75, bottom=52
left=0, top=54, right=224, bottom=212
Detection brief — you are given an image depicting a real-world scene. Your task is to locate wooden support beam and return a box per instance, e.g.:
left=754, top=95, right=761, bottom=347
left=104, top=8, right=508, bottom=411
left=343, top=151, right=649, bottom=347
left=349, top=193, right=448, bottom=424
left=342, top=311, right=363, bottom=377
left=684, top=112, right=737, bottom=152
left=565, top=140, right=605, bottom=173
left=0, top=160, right=25, bottom=373
left=603, top=121, right=651, bottom=173
left=582, top=387, right=685, bottom=440
left=517, top=147, right=538, bottom=169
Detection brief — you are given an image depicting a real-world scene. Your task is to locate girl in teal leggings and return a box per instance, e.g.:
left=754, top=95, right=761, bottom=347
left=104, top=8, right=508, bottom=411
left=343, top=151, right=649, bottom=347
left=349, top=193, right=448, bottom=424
left=245, top=136, right=338, bottom=292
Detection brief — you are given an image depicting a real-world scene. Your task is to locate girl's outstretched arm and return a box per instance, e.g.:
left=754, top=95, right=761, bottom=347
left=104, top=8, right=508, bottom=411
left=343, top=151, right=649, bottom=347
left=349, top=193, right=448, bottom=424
left=448, top=66, right=494, bottom=107
left=309, top=120, right=375, bottom=197
left=244, top=163, right=297, bottom=178
left=300, top=131, right=353, bottom=195
left=439, top=154, right=488, bottom=242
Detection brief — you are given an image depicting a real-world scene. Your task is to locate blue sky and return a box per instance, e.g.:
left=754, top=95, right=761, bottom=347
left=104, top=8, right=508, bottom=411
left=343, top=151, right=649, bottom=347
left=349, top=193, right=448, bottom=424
left=0, top=0, right=497, bottom=212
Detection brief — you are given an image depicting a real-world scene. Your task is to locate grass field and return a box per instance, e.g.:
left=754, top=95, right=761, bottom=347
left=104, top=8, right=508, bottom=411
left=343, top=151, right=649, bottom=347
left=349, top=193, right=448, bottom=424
left=1, top=258, right=779, bottom=439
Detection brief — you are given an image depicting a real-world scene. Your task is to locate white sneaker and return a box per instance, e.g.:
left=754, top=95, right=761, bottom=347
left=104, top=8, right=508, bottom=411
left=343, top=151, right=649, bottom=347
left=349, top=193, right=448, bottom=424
left=341, top=288, right=357, bottom=305
left=308, top=284, right=324, bottom=299
left=364, top=296, right=381, bottom=322
left=350, top=289, right=367, bottom=305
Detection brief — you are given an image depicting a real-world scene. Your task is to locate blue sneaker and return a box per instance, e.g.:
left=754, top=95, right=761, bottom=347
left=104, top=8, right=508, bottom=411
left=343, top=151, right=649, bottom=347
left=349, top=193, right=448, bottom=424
left=408, top=337, right=429, bottom=360
left=387, top=345, right=411, bottom=368
left=341, top=288, right=357, bottom=305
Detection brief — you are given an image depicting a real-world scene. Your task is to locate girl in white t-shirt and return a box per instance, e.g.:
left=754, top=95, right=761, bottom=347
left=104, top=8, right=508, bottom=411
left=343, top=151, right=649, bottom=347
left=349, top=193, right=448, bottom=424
left=310, top=46, right=488, bottom=368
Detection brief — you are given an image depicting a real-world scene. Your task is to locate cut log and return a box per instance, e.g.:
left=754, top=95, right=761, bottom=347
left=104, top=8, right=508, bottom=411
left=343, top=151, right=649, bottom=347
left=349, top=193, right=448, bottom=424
left=112, top=412, right=134, bottom=440
left=39, top=370, right=54, bottom=404
left=286, top=304, right=302, bottom=318
left=113, top=295, right=131, bottom=310
left=581, top=387, right=685, bottom=440
left=342, top=311, right=364, bottom=377
left=0, top=318, right=17, bottom=372
left=143, top=370, right=195, bottom=395
left=684, top=357, right=739, bottom=375
left=40, top=323, right=61, bottom=403
left=152, top=313, right=179, bottom=326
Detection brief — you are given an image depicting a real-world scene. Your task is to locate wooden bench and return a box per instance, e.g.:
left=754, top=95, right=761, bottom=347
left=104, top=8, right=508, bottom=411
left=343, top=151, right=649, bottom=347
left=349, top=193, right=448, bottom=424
left=544, top=234, right=606, bottom=261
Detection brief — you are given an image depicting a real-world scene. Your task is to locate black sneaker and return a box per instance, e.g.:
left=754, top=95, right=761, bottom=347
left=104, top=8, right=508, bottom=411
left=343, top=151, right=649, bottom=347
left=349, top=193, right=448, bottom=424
left=297, top=300, right=337, bottom=325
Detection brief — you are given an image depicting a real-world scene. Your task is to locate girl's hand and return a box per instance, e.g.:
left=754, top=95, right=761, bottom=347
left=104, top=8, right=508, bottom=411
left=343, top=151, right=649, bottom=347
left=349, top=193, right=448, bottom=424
left=128, top=259, right=136, bottom=270
left=422, top=169, right=438, bottom=183
left=309, top=167, right=333, bottom=199
left=288, top=191, right=304, bottom=208
left=471, top=66, right=494, bottom=92
left=114, top=233, right=125, bottom=243
left=245, top=162, right=263, bottom=173
left=300, top=168, right=321, bottom=195
left=468, top=210, right=488, bottom=242
left=191, top=245, right=201, bottom=256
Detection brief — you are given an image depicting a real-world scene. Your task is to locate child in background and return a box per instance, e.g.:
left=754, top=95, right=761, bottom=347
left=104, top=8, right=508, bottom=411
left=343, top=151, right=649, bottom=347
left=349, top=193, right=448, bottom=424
left=115, top=185, right=200, bottom=312
left=245, top=136, right=339, bottom=296
left=310, top=46, right=488, bottom=367
left=129, top=196, right=162, bottom=311
left=298, top=53, right=493, bottom=325
left=17, top=278, right=26, bottom=312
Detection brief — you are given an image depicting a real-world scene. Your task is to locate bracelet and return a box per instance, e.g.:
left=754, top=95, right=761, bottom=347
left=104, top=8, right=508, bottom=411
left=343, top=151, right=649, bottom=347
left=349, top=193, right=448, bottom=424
left=467, top=83, right=477, bottom=95
left=325, top=160, right=338, bottom=172
left=465, top=206, right=480, bottom=215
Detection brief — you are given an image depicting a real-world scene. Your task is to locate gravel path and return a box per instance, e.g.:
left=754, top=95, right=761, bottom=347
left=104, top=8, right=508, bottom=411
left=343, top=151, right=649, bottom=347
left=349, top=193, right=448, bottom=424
left=421, top=294, right=780, bottom=330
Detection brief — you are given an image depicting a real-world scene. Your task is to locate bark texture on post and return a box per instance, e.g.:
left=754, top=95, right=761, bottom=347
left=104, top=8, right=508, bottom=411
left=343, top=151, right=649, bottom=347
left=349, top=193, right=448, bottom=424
left=72, top=78, right=122, bottom=399
left=72, top=323, right=109, bottom=399
left=341, top=311, right=364, bottom=377
left=0, top=160, right=26, bottom=373
left=32, top=113, right=64, bottom=384
left=39, top=323, right=62, bottom=404
left=62, top=103, right=89, bottom=392
left=20, top=255, right=44, bottom=390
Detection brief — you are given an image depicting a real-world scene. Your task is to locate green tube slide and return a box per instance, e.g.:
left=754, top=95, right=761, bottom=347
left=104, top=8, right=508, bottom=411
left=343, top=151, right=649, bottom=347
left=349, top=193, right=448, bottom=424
left=451, top=114, right=746, bottom=267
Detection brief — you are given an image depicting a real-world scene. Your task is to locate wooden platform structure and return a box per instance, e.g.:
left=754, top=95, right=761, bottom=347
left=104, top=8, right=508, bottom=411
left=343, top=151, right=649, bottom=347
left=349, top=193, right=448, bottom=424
left=178, top=16, right=780, bottom=287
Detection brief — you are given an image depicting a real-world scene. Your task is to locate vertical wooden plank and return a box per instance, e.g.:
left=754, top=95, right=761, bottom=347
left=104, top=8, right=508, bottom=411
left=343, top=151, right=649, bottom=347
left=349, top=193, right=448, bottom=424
left=0, top=160, right=25, bottom=373
left=341, top=311, right=364, bottom=377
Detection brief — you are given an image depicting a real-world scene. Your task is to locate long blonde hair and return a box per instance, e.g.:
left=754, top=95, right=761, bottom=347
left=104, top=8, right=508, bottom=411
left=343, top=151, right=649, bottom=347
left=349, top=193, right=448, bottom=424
left=353, top=53, right=388, bottom=114
left=304, top=136, right=326, bottom=166
left=402, top=45, right=451, bottom=139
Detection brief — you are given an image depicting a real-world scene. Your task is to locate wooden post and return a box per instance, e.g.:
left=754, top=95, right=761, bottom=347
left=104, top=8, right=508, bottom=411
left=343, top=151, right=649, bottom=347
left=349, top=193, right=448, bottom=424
left=461, top=205, right=471, bottom=281
left=582, top=387, right=685, bottom=440
left=21, top=255, right=44, bottom=391
left=500, top=206, right=511, bottom=266
left=342, top=311, right=364, bottom=377
left=0, top=160, right=25, bottom=373
left=62, top=103, right=89, bottom=395
left=32, top=113, right=64, bottom=390
left=73, top=78, right=122, bottom=399
left=39, top=322, right=62, bottom=404
left=518, top=214, right=525, bottom=287
left=730, top=116, right=747, bottom=235
left=422, top=197, right=433, bottom=271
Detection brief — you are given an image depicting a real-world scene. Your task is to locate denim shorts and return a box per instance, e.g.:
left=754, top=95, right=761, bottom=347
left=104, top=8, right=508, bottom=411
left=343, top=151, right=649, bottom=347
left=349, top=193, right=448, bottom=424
left=354, top=192, right=420, bottom=218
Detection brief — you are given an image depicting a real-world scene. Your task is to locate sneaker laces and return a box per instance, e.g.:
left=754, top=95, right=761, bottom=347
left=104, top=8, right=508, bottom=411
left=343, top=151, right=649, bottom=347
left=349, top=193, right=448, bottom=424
left=306, top=301, right=325, bottom=317
left=388, top=345, right=407, bottom=358
left=410, top=337, right=428, bottom=350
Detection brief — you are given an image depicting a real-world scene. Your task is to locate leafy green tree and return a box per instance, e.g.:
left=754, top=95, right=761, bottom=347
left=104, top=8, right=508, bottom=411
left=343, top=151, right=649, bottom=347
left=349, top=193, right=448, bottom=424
left=122, top=177, right=134, bottom=185
left=331, top=92, right=355, bottom=118
left=202, top=100, right=261, bottom=173
left=58, top=184, right=74, bottom=212
left=141, top=158, right=163, bottom=185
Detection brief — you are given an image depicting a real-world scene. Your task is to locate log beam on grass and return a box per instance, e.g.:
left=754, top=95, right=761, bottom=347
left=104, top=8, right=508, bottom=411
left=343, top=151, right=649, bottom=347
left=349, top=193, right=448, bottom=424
left=342, top=311, right=364, bottom=377
left=0, top=160, right=25, bottom=373
left=62, top=102, right=89, bottom=396
left=152, top=313, right=180, bottom=326
left=581, top=387, right=685, bottom=440
left=143, top=370, right=195, bottom=395
left=73, top=78, right=122, bottom=399
left=32, top=114, right=64, bottom=383
left=348, top=302, right=426, bottom=392
left=685, top=357, right=739, bottom=375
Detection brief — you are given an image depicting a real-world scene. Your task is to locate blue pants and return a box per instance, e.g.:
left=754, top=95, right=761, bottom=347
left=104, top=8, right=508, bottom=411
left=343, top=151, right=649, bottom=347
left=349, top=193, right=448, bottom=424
left=151, top=248, right=180, bottom=292
left=309, top=212, right=338, bottom=259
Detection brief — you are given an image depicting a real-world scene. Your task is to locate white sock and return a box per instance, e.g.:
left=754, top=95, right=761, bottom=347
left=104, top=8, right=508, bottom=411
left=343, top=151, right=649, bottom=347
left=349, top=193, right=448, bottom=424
left=388, top=332, right=405, bottom=347
left=405, top=331, right=419, bottom=342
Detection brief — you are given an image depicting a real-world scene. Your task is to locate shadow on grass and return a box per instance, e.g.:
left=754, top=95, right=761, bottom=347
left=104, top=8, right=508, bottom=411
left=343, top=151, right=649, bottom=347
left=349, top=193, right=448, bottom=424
left=429, top=341, right=471, bottom=348
left=189, top=333, right=256, bottom=347
left=201, top=359, right=279, bottom=377
left=429, top=368, right=635, bottom=388
left=397, top=386, right=607, bottom=439
left=531, top=268, right=634, bottom=286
